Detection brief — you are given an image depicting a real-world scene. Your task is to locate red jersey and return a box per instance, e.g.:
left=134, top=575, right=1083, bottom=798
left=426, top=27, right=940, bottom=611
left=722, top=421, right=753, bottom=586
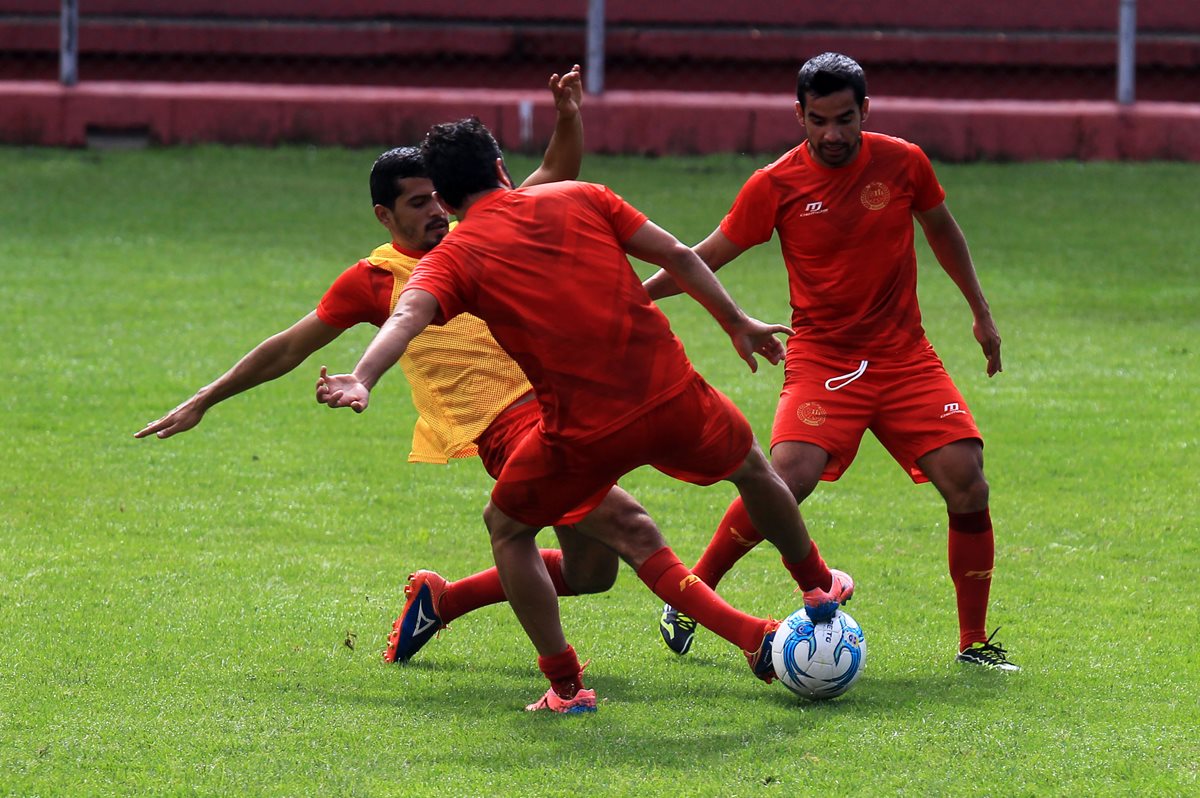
left=404, top=181, right=698, bottom=442
left=721, top=131, right=946, bottom=356
left=315, top=239, right=532, bottom=464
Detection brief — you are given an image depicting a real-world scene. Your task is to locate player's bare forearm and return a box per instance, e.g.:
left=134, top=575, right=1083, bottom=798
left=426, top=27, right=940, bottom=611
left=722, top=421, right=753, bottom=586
left=642, top=268, right=683, bottom=301
left=669, top=253, right=743, bottom=330
left=351, top=316, right=417, bottom=390
left=626, top=222, right=737, bottom=321
left=352, top=289, right=439, bottom=390
left=917, top=205, right=987, bottom=312
left=521, top=65, right=584, bottom=187
left=656, top=244, right=791, bottom=371
left=135, top=312, right=341, bottom=438
left=644, top=227, right=744, bottom=301
left=209, top=335, right=315, bottom=402
left=917, top=204, right=1002, bottom=375
left=316, top=308, right=425, bottom=414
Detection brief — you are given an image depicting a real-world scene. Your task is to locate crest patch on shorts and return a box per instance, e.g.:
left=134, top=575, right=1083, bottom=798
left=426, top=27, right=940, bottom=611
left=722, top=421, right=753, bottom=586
left=797, top=401, right=827, bottom=426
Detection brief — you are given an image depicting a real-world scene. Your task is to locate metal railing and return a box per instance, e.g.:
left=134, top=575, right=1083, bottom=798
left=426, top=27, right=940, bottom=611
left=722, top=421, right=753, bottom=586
left=53, top=0, right=1147, bottom=104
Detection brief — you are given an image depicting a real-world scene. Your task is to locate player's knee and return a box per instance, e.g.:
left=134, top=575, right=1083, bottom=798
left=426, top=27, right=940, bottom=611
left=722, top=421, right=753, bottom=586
left=773, top=459, right=821, bottom=502
left=779, top=470, right=819, bottom=503
left=770, top=443, right=826, bottom=501
left=942, top=471, right=989, bottom=512
left=615, top=503, right=658, bottom=540
left=483, top=502, right=532, bottom=544
left=964, top=474, right=990, bottom=509
left=482, top=502, right=504, bottom=532
left=612, top=506, right=667, bottom=565
left=727, top=442, right=778, bottom=488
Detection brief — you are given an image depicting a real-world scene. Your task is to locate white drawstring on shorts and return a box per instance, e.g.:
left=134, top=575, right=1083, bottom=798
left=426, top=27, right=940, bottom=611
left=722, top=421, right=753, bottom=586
left=824, top=360, right=868, bottom=391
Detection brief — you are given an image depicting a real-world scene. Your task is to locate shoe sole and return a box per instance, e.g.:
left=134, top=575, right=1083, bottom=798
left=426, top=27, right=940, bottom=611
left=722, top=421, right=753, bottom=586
left=956, top=655, right=1021, bottom=672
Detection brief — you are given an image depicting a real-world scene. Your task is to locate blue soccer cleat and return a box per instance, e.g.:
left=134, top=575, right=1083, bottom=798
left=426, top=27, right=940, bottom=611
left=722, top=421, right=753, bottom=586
left=744, top=619, right=781, bottom=684
left=383, top=570, right=448, bottom=664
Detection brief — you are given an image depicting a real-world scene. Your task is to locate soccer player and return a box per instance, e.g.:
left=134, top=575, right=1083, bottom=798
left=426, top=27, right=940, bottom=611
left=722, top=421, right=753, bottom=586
left=317, top=117, right=855, bottom=712
left=133, top=67, right=628, bottom=655
left=644, top=52, right=1018, bottom=671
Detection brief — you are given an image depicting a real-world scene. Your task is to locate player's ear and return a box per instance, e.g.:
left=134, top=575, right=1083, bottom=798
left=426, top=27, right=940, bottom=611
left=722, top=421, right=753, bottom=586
left=432, top=190, right=459, bottom=217
left=495, top=158, right=514, bottom=189
left=373, top=204, right=392, bottom=228
left=861, top=96, right=870, bottom=123
left=794, top=100, right=805, bottom=129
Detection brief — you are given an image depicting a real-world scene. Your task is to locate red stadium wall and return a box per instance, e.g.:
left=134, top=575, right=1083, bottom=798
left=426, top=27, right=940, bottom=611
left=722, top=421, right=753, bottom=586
left=4, top=80, right=1198, bottom=162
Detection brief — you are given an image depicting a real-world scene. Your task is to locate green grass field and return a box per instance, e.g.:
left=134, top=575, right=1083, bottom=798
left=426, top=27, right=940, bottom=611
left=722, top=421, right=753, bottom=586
left=1, top=145, right=1197, bottom=796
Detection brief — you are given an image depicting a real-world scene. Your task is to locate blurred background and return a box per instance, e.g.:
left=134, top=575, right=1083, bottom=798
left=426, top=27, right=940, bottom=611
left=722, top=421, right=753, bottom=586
left=2, top=1, right=1198, bottom=157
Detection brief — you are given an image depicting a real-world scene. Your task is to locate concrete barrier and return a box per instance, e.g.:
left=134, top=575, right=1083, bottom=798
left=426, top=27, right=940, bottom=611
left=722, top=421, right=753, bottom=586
left=2, top=80, right=1198, bottom=160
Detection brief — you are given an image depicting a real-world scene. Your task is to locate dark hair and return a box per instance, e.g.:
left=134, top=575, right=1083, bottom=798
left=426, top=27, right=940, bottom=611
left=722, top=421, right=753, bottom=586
left=796, top=52, right=868, bottom=109
left=419, top=117, right=504, bottom=209
left=369, top=146, right=426, bottom=208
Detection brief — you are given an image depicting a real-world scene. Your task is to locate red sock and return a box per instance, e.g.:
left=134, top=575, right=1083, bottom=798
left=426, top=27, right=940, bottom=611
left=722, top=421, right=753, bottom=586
left=439, top=549, right=576, bottom=624
left=692, top=497, right=765, bottom=588
left=637, top=546, right=767, bottom=652
left=538, top=644, right=584, bottom=699
left=948, top=509, right=994, bottom=651
left=781, top=540, right=832, bottom=592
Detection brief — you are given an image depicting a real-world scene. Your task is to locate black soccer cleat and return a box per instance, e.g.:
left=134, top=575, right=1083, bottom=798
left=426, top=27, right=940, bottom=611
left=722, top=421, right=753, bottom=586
left=956, top=628, right=1020, bottom=672
left=659, top=603, right=698, bottom=655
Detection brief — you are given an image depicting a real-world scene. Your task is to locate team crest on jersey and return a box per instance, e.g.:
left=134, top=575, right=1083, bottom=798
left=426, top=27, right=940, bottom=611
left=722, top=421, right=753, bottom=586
left=860, top=181, right=890, bottom=211
left=797, top=401, right=827, bottom=426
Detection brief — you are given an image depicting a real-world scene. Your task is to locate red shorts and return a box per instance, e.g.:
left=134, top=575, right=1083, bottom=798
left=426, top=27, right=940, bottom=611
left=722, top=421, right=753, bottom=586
left=476, top=397, right=540, bottom=481
left=771, top=343, right=982, bottom=483
left=490, top=375, right=754, bottom=527
left=473, top=397, right=589, bottom=527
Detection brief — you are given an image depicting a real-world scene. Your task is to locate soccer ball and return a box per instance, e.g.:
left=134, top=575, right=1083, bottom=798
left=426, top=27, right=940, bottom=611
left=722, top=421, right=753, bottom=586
left=771, top=608, right=866, bottom=700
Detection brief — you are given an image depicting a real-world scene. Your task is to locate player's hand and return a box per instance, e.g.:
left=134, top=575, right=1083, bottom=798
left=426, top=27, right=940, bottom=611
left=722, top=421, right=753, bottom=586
left=727, top=316, right=793, bottom=373
left=316, top=365, right=371, bottom=413
left=550, top=64, right=583, bottom=116
left=134, top=398, right=205, bottom=439
left=973, top=315, right=1002, bottom=377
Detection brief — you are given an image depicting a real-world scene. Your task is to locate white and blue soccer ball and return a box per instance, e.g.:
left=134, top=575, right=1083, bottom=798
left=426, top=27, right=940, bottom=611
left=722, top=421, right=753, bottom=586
left=771, top=608, right=866, bottom=700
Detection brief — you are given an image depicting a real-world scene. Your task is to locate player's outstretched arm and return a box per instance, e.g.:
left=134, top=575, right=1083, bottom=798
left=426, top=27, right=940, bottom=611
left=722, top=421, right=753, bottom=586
left=623, top=221, right=790, bottom=372
left=316, top=289, right=440, bottom=413
left=643, top=227, right=746, bottom=301
left=135, top=312, right=343, bottom=439
left=520, top=65, right=584, bottom=188
left=915, top=203, right=1003, bottom=376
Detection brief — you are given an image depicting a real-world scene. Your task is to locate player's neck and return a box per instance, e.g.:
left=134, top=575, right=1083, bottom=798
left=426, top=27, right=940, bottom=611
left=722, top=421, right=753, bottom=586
left=453, top=186, right=507, bottom=219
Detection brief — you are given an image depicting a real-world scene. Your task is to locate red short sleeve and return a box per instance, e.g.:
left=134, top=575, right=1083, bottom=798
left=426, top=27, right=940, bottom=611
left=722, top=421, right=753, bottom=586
left=591, top=184, right=649, bottom=241
left=316, top=261, right=392, bottom=328
left=908, top=143, right=947, bottom=213
left=719, top=170, right=780, bottom=250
